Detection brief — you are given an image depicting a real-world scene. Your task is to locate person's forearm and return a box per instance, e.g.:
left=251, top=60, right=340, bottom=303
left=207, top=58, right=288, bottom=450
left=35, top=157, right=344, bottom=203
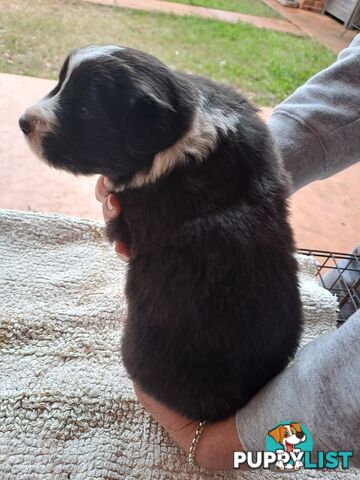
left=268, top=34, right=360, bottom=194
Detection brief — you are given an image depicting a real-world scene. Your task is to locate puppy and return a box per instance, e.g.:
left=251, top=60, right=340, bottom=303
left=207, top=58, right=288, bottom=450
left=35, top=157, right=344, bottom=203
left=20, top=45, right=303, bottom=421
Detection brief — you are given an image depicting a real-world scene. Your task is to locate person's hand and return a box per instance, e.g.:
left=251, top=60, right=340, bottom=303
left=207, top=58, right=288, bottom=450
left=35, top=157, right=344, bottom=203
left=134, top=384, right=243, bottom=471
left=95, top=175, right=131, bottom=260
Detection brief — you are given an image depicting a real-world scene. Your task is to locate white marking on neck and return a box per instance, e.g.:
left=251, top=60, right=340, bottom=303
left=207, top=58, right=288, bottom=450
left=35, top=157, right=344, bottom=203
left=116, top=95, right=240, bottom=191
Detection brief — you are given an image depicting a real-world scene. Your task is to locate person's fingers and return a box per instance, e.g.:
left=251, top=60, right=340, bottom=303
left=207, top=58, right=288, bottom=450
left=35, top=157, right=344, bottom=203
left=102, top=193, right=122, bottom=223
left=96, top=176, right=130, bottom=261
left=115, top=240, right=131, bottom=262
left=95, top=175, right=113, bottom=202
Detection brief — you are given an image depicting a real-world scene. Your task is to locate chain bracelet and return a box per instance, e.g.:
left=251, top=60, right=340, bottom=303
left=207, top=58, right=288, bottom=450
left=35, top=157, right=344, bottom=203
left=188, top=420, right=207, bottom=467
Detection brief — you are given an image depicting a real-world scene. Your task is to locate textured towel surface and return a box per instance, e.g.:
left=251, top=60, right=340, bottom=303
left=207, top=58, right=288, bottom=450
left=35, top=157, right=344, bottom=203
left=0, top=209, right=355, bottom=479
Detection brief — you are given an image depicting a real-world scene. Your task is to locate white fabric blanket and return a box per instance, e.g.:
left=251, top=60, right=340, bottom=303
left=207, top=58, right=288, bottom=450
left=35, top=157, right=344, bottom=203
left=0, top=209, right=354, bottom=480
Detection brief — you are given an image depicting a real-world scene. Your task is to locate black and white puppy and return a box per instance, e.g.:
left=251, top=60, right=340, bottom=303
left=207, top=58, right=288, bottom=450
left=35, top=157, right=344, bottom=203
left=20, top=45, right=302, bottom=421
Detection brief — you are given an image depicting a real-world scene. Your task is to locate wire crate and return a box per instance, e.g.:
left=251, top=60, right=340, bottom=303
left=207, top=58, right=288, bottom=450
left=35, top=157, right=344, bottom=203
left=298, top=249, right=360, bottom=324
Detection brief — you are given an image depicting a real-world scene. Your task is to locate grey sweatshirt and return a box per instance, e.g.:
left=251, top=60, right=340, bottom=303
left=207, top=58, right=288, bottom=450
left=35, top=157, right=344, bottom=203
left=236, top=35, right=360, bottom=467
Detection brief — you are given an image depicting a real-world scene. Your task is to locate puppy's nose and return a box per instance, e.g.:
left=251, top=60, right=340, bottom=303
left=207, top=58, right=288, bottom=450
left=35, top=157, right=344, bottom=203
left=19, top=115, right=33, bottom=135
left=296, top=432, right=304, bottom=439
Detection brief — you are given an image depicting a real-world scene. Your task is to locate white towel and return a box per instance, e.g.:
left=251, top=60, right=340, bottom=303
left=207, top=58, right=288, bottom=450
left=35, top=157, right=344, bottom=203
left=0, top=209, right=353, bottom=480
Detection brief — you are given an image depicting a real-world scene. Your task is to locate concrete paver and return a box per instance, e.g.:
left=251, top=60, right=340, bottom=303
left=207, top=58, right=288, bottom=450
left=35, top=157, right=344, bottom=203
left=0, top=74, right=100, bottom=220
left=86, top=0, right=303, bottom=35
left=1, top=72, right=358, bottom=253
left=263, top=0, right=357, bottom=54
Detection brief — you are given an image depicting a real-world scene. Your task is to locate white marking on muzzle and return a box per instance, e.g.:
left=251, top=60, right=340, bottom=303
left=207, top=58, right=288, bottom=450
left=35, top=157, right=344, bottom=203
left=23, top=45, right=124, bottom=159
left=23, top=96, right=59, bottom=159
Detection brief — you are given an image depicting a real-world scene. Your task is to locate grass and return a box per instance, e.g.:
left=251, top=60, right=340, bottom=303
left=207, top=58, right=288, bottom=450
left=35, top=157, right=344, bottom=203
left=0, top=0, right=335, bottom=106
left=164, top=0, right=281, bottom=18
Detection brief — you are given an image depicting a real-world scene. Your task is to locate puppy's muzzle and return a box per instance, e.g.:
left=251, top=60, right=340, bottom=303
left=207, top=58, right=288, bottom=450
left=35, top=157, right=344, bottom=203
left=18, top=103, right=57, bottom=160
left=19, top=99, right=58, bottom=136
left=19, top=111, right=49, bottom=135
left=19, top=114, right=34, bottom=135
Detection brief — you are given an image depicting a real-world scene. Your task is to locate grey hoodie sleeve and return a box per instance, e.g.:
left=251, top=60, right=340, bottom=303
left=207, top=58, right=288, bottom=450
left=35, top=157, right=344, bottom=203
left=236, top=36, right=360, bottom=467
left=236, top=311, right=360, bottom=465
left=268, top=34, right=360, bottom=194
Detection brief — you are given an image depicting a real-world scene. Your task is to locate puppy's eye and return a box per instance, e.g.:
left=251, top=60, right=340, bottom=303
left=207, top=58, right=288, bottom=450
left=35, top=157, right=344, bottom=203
left=284, top=431, right=289, bottom=437
left=76, top=102, right=93, bottom=119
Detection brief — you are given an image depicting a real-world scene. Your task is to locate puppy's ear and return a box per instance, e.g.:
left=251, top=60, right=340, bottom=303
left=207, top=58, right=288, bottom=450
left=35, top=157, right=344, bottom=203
left=290, top=422, right=302, bottom=433
left=123, top=88, right=179, bottom=155
left=268, top=426, right=283, bottom=444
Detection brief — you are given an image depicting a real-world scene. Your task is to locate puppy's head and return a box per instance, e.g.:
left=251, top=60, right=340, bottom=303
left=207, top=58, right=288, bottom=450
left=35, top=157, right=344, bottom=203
left=19, top=45, right=194, bottom=182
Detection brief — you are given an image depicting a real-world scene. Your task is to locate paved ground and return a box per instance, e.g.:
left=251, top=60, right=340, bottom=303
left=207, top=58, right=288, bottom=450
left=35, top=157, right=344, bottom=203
left=86, top=0, right=303, bottom=35
left=87, top=0, right=357, bottom=54
left=263, top=0, right=357, bottom=54
left=1, top=73, right=358, bottom=253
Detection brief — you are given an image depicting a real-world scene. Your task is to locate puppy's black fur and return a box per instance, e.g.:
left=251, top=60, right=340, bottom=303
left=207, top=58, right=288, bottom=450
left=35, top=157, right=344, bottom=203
left=22, top=46, right=303, bottom=421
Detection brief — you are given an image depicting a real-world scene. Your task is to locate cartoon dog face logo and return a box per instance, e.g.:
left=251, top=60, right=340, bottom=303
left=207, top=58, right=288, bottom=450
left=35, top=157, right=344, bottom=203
left=268, top=422, right=306, bottom=452
left=268, top=423, right=307, bottom=470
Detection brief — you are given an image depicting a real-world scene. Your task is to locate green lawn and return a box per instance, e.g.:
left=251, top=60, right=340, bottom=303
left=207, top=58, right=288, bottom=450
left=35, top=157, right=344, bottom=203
left=164, top=0, right=281, bottom=18
left=0, top=0, right=335, bottom=106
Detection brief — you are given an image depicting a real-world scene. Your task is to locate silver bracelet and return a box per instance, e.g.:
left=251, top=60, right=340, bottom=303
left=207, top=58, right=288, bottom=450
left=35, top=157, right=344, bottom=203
left=188, top=420, right=207, bottom=466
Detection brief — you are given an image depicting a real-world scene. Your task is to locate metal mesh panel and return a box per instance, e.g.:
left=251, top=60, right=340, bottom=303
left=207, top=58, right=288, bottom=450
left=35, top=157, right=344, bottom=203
left=298, top=249, right=360, bottom=324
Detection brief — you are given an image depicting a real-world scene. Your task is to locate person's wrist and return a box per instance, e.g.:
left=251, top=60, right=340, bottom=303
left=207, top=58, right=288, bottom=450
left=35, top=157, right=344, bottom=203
left=194, top=416, right=243, bottom=471
left=188, top=421, right=207, bottom=466
left=161, top=416, right=198, bottom=452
